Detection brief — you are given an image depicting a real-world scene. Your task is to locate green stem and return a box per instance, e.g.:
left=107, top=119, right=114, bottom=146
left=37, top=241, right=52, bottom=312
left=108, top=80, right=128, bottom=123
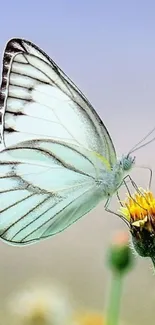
left=106, top=271, right=123, bottom=325
left=151, top=256, right=155, bottom=269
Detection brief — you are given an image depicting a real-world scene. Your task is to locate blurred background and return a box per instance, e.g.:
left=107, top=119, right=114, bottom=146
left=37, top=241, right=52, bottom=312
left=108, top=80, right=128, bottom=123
left=0, top=1, right=155, bottom=324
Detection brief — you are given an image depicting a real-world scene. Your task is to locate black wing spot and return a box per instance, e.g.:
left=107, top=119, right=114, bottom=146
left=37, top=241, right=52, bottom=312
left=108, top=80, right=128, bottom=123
left=5, top=127, right=16, bottom=133
left=0, top=113, right=3, bottom=124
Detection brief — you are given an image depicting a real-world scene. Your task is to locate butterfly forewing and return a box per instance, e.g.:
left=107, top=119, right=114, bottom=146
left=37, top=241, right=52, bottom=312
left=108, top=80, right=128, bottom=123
left=0, top=38, right=116, bottom=166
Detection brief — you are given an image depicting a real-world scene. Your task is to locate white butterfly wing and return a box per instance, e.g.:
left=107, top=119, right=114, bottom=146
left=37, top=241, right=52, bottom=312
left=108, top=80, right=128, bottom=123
left=0, top=38, right=116, bottom=166
left=0, top=140, right=107, bottom=245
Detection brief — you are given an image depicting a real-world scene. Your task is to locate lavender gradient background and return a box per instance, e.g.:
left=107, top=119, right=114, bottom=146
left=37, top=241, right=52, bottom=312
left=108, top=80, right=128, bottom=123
left=0, top=1, right=155, bottom=324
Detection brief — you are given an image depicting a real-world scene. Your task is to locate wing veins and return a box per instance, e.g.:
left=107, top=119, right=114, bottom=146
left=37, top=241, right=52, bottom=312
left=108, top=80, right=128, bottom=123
left=10, top=71, right=50, bottom=85
left=22, top=184, right=94, bottom=242
left=1, top=194, right=52, bottom=237
left=11, top=197, right=60, bottom=241
left=0, top=193, right=33, bottom=213
left=6, top=145, right=95, bottom=179
left=21, top=54, right=101, bottom=147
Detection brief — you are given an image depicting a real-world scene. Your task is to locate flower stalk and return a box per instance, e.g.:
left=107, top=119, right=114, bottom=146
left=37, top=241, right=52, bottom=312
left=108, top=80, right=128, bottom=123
left=106, top=232, right=134, bottom=325
left=106, top=271, right=122, bottom=325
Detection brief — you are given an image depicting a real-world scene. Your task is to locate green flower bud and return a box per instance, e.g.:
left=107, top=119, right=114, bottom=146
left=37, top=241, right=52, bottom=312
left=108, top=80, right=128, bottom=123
left=107, top=232, right=134, bottom=274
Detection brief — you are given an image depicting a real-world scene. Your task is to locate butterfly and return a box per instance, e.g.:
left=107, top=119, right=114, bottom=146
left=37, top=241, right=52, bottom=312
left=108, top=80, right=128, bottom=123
left=0, top=38, right=140, bottom=246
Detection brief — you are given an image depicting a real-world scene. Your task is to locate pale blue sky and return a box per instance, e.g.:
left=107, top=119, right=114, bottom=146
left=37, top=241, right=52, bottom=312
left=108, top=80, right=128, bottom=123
left=0, top=2, right=155, bottom=324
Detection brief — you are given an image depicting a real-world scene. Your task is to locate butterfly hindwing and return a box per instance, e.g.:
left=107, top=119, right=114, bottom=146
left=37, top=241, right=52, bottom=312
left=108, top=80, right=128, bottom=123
left=0, top=141, right=106, bottom=245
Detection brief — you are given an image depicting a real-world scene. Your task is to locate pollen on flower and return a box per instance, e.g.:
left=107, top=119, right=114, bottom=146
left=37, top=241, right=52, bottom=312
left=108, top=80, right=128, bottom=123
left=119, top=188, right=155, bottom=231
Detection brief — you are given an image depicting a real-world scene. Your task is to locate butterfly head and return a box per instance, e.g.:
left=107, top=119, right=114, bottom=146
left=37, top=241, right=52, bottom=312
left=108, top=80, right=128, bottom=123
left=119, top=155, right=135, bottom=172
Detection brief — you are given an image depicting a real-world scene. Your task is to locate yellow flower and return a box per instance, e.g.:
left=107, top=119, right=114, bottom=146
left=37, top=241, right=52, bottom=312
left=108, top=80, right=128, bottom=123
left=119, top=188, right=155, bottom=259
left=119, top=188, right=155, bottom=232
left=72, top=311, right=104, bottom=325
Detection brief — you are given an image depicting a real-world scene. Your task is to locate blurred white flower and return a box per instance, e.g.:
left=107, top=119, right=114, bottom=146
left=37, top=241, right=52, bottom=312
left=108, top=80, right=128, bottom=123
left=7, top=279, right=73, bottom=325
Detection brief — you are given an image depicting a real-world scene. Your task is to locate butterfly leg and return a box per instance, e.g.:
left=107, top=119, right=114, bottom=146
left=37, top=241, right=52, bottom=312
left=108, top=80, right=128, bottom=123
left=147, top=167, right=152, bottom=189
left=141, top=166, right=152, bottom=189
left=122, top=174, right=143, bottom=195
left=116, top=191, right=123, bottom=206
left=104, top=196, right=129, bottom=226
left=134, top=165, right=153, bottom=189
left=122, top=175, right=149, bottom=209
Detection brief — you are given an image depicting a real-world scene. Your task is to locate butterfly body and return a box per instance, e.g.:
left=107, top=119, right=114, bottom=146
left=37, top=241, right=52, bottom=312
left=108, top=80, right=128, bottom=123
left=96, top=155, right=134, bottom=197
left=0, top=38, right=135, bottom=245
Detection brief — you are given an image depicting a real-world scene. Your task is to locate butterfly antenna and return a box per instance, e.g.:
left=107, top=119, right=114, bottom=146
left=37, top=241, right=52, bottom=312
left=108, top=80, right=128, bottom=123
left=128, top=126, right=155, bottom=154
left=129, top=136, right=155, bottom=154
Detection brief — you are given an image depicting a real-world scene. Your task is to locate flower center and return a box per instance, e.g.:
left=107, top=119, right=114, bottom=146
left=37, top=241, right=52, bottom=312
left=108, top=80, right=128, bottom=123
left=119, top=189, right=155, bottom=229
